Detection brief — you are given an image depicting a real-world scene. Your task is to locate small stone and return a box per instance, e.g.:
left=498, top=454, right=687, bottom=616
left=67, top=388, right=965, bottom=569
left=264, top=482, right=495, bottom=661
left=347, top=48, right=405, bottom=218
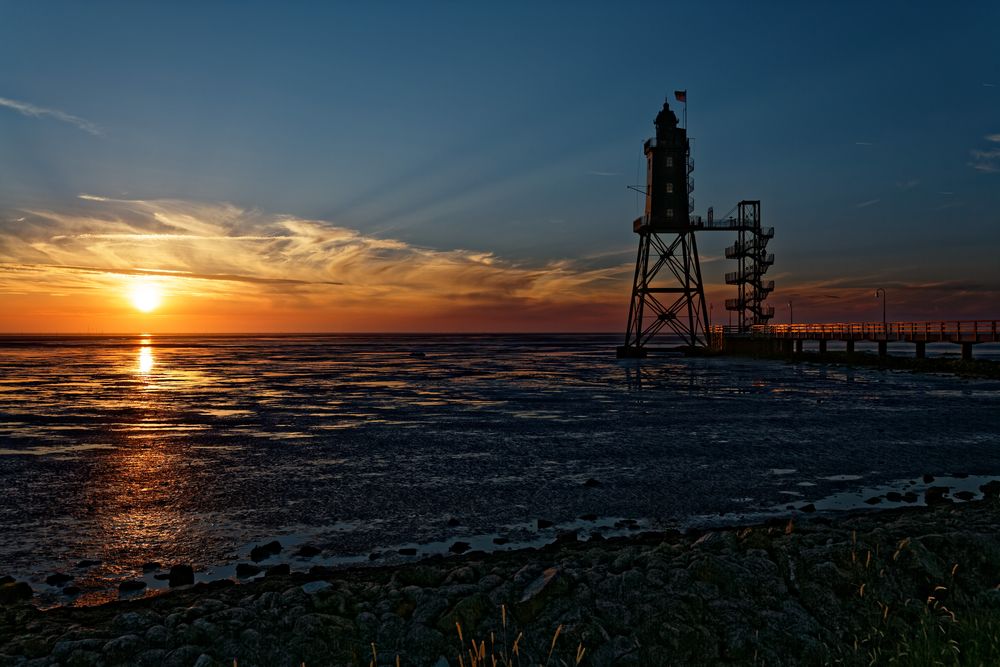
left=0, top=581, right=33, bottom=603
left=265, top=564, right=290, bottom=577
left=537, top=518, right=554, bottom=529
left=369, top=552, right=382, bottom=561
left=954, top=472, right=969, bottom=479
left=236, top=563, right=262, bottom=578
left=103, top=634, right=143, bottom=660
left=301, top=580, right=332, bottom=595
left=980, top=480, right=1000, bottom=498
left=119, top=580, right=147, bottom=593
left=168, top=564, right=195, bottom=587
left=492, top=537, right=509, bottom=545
left=0, top=575, right=13, bottom=586
left=295, top=544, right=321, bottom=558
left=954, top=490, right=975, bottom=501
left=63, top=585, right=81, bottom=596
left=925, top=486, right=952, bottom=506
left=398, top=547, right=418, bottom=556
left=517, top=567, right=567, bottom=620
left=153, top=572, right=171, bottom=580
left=142, top=561, right=162, bottom=572
left=864, top=496, right=882, bottom=505
left=76, top=559, right=102, bottom=568
left=583, top=478, right=602, bottom=488
left=579, top=513, right=598, bottom=521
left=145, top=625, right=169, bottom=646
left=46, top=572, right=73, bottom=586
left=309, top=565, right=334, bottom=577
left=554, top=530, right=578, bottom=544
left=250, top=540, right=282, bottom=562
left=446, top=517, right=460, bottom=527
left=193, top=654, right=215, bottom=667
left=800, top=503, right=816, bottom=513
left=886, top=492, right=904, bottom=502
left=903, top=491, right=919, bottom=503
left=923, top=473, right=935, bottom=483
left=449, top=541, right=471, bottom=554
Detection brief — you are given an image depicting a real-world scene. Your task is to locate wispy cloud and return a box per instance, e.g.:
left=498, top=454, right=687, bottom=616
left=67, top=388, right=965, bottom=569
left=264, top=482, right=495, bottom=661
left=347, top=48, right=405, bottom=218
left=856, top=198, right=880, bottom=208
left=587, top=170, right=620, bottom=177
left=854, top=141, right=873, bottom=146
left=968, top=134, right=1000, bottom=172
left=0, top=197, right=629, bottom=330
left=984, top=83, right=997, bottom=87
left=895, top=179, right=919, bottom=190
left=0, top=96, right=102, bottom=136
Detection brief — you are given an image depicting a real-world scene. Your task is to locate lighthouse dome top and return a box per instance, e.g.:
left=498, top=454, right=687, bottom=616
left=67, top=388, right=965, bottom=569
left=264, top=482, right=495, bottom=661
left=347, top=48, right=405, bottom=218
left=654, top=100, right=679, bottom=131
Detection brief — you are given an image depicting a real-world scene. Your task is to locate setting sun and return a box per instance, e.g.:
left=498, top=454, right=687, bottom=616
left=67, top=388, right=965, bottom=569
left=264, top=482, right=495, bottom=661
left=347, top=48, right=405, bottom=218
left=129, top=281, right=162, bottom=313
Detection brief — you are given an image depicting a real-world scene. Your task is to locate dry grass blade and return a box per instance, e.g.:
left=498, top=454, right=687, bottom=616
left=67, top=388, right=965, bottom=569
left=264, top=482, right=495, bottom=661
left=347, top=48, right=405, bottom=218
left=544, top=624, right=563, bottom=666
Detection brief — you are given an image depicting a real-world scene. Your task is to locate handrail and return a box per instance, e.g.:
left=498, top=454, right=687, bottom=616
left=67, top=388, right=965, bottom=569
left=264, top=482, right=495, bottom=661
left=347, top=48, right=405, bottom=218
left=727, top=320, right=999, bottom=340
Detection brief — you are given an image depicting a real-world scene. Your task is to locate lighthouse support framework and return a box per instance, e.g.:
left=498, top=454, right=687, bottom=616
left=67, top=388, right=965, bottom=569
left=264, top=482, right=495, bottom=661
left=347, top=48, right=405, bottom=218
left=619, top=229, right=709, bottom=357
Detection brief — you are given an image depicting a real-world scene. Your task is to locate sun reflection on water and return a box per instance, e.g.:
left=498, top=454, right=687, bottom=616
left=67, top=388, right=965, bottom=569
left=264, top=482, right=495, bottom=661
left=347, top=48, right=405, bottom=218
left=138, top=346, right=154, bottom=375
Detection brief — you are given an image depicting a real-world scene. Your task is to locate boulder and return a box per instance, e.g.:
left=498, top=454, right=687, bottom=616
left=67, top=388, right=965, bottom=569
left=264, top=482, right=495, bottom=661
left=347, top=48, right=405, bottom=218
left=925, top=486, right=952, bottom=506
left=236, top=563, right=262, bottom=578
left=449, top=541, right=471, bottom=554
left=46, top=572, right=73, bottom=586
left=168, top=565, right=195, bottom=587
left=119, top=580, right=147, bottom=593
left=0, top=581, right=32, bottom=604
left=250, top=540, right=282, bottom=562
left=517, top=566, right=569, bottom=622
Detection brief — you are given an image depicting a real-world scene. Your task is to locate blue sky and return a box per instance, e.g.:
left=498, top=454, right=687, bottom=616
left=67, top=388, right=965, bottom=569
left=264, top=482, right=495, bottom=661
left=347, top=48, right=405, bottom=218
left=0, top=2, right=998, bottom=330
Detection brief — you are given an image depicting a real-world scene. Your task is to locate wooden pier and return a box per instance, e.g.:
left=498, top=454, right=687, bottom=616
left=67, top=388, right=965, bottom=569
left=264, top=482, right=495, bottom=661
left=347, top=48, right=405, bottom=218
left=716, top=320, right=1000, bottom=361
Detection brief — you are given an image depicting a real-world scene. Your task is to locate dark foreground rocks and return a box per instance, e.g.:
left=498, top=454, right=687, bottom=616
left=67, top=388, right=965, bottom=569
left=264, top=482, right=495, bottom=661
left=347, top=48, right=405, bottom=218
left=5, top=500, right=1000, bottom=666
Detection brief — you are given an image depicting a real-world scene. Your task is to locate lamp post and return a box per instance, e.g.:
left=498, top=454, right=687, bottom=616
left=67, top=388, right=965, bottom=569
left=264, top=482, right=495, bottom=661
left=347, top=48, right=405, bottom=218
left=787, top=300, right=793, bottom=327
left=875, top=288, right=886, bottom=334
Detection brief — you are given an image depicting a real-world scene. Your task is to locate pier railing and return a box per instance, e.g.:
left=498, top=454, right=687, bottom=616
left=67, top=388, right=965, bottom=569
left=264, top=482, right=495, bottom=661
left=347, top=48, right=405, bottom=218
left=714, top=320, right=1000, bottom=343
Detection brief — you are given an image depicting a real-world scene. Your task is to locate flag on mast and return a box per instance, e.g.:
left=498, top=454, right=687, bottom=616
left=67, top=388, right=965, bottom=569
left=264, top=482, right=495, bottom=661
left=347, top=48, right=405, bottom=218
left=674, top=90, right=687, bottom=103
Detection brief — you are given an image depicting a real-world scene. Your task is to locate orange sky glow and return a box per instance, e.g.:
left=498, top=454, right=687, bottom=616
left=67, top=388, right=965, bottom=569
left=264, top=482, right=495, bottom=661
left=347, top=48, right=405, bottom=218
left=1, top=195, right=996, bottom=334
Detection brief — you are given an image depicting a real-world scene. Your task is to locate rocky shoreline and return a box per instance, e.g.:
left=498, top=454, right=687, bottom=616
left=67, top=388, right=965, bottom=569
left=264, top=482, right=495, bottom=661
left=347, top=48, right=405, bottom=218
left=5, top=494, right=1000, bottom=666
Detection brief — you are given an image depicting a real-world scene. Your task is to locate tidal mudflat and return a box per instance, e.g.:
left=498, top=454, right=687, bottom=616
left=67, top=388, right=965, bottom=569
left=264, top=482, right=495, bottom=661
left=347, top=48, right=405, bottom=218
left=1, top=334, right=999, bottom=609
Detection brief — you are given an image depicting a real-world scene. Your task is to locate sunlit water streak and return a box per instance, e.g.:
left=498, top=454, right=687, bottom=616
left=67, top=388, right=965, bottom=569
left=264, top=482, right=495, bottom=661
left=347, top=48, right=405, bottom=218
left=0, top=334, right=998, bottom=606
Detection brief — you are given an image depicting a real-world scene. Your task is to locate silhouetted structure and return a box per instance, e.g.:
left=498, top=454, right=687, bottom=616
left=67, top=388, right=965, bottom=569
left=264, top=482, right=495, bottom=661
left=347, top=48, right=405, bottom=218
left=618, top=101, right=707, bottom=357
left=618, top=98, right=775, bottom=358
left=724, top=201, right=775, bottom=330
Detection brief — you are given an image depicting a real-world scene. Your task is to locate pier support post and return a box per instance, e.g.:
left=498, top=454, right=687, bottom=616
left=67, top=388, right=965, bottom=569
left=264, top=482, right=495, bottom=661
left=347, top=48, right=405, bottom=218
left=794, top=339, right=803, bottom=354
left=878, top=340, right=887, bottom=357
left=846, top=340, right=855, bottom=355
left=818, top=339, right=827, bottom=354
left=962, top=342, right=973, bottom=361
left=915, top=341, right=926, bottom=359
left=782, top=340, right=793, bottom=354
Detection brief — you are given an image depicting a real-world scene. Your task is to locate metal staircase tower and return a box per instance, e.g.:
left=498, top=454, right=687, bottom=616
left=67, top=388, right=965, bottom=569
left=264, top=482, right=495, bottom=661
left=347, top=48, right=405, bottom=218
left=723, top=201, right=776, bottom=331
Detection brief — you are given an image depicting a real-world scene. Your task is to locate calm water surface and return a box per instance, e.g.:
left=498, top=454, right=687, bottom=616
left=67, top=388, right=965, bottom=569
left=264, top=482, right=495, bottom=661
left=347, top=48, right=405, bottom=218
left=1, top=334, right=998, bottom=605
